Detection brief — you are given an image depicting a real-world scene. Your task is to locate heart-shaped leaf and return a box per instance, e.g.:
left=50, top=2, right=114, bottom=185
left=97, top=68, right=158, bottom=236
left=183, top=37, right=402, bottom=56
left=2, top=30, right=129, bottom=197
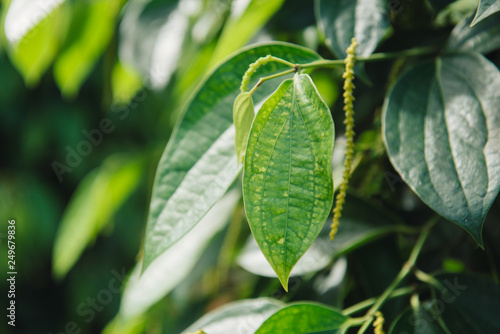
left=255, top=302, right=348, bottom=334
left=243, top=73, right=334, bottom=290
left=143, top=43, right=321, bottom=272
left=383, top=53, right=500, bottom=247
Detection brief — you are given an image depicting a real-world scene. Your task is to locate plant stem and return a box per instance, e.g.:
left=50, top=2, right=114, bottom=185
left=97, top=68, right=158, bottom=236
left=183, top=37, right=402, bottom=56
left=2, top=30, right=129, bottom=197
left=414, top=269, right=444, bottom=290
left=356, top=217, right=438, bottom=334
left=248, top=68, right=296, bottom=94
left=343, top=287, right=415, bottom=316
left=299, top=46, right=436, bottom=70
left=245, top=46, right=435, bottom=94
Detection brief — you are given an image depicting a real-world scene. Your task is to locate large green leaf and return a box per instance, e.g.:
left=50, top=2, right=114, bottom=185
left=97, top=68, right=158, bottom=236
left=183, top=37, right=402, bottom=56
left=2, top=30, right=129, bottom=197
left=383, top=53, right=500, bottom=246
left=52, top=155, right=144, bottom=279
left=471, top=0, right=500, bottom=26
left=53, top=0, right=124, bottom=97
left=207, top=0, right=285, bottom=68
left=447, top=12, right=500, bottom=54
left=243, top=73, right=334, bottom=290
left=237, top=195, right=402, bottom=278
left=316, top=0, right=389, bottom=58
left=143, top=43, right=321, bottom=272
left=255, top=303, right=348, bottom=334
left=181, top=298, right=284, bottom=334
left=120, top=190, right=240, bottom=318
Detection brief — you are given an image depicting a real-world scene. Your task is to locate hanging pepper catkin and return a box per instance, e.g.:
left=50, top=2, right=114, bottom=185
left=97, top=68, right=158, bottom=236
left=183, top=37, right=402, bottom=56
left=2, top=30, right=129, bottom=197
left=330, top=38, right=358, bottom=240
left=373, top=311, right=385, bottom=334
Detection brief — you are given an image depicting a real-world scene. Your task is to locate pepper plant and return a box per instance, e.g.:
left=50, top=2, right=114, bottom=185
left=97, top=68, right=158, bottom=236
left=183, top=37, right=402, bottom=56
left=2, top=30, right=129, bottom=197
left=27, top=0, right=499, bottom=332
left=119, top=0, right=500, bottom=332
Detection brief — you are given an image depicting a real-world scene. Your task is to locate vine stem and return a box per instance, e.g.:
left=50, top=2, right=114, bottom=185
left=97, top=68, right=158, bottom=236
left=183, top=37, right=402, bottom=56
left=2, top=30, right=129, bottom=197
left=299, top=46, right=436, bottom=70
left=248, top=68, right=296, bottom=94
left=245, top=46, right=435, bottom=95
left=342, top=287, right=415, bottom=316
left=356, top=216, right=438, bottom=334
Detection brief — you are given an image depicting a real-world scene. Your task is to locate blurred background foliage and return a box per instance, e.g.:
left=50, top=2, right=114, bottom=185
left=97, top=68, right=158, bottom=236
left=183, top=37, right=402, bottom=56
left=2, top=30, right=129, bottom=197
left=0, top=0, right=499, bottom=333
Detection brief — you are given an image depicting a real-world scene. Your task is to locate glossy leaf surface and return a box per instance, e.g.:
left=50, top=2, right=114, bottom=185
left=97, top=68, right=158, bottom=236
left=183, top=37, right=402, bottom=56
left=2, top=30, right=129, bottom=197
left=471, top=0, right=500, bottom=26
left=447, top=12, right=500, bottom=54
left=143, top=43, right=321, bottom=271
left=316, top=0, right=389, bottom=58
left=383, top=54, right=500, bottom=246
left=255, top=303, right=347, bottom=334
left=243, top=73, right=334, bottom=290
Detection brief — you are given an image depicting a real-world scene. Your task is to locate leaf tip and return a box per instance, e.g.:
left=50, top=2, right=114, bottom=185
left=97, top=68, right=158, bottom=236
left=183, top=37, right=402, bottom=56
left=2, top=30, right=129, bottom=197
left=463, top=223, right=484, bottom=250
left=278, top=273, right=289, bottom=292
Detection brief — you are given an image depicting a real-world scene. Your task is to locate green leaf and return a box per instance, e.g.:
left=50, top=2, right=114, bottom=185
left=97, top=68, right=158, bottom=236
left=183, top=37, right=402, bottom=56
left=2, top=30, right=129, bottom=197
left=383, top=53, right=500, bottom=247
left=237, top=195, right=402, bottom=278
left=316, top=0, right=389, bottom=58
left=471, top=0, right=500, bottom=26
left=5, top=2, right=65, bottom=86
left=243, top=73, right=334, bottom=290
left=52, top=155, right=143, bottom=279
left=233, top=92, right=255, bottom=163
left=207, top=0, right=285, bottom=68
left=447, top=12, right=500, bottom=54
left=255, top=302, right=348, bottom=334
left=120, top=190, right=240, bottom=318
left=54, top=0, right=124, bottom=97
left=143, top=43, right=321, bottom=272
left=182, top=298, right=284, bottom=334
